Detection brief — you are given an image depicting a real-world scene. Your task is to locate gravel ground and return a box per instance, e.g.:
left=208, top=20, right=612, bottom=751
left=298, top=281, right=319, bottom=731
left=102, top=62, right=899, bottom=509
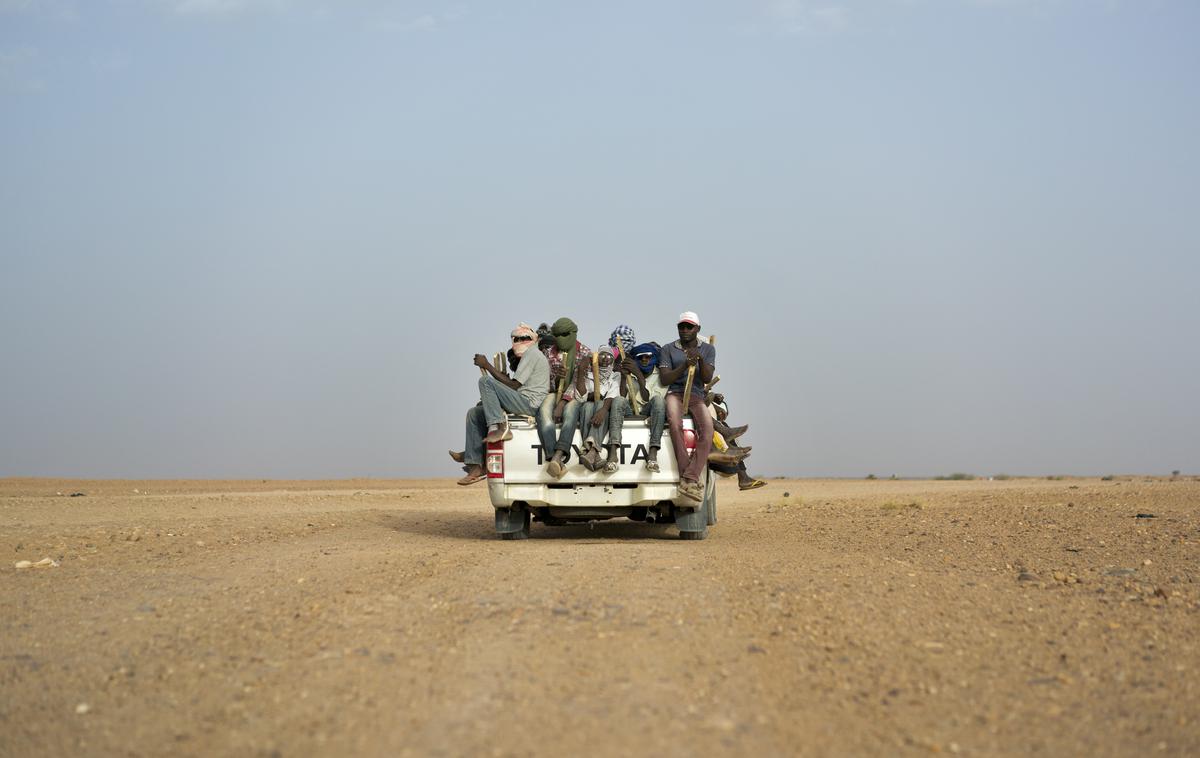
left=2, top=476, right=1198, bottom=757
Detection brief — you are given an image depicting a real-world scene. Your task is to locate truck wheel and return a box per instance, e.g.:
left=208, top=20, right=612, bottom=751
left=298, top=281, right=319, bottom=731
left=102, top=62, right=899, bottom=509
left=679, top=528, right=708, bottom=540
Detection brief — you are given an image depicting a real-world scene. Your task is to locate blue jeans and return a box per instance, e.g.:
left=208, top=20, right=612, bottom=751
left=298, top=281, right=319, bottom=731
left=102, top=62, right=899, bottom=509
left=646, top=395, right=666, bottom=448
left=464, top=375, right=537, bottom=466
left=537, top=394, right=582, bottom=457
left=580, top=395, right=667, bottom=450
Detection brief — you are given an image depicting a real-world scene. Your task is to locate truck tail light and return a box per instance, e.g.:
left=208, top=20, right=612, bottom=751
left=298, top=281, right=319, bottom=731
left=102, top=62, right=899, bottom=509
left=486, top=440, right=504, bottom=478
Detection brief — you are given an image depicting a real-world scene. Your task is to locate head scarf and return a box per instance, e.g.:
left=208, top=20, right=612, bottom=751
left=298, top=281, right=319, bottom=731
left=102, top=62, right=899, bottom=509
left=510, top=322, right=536, bottom=357
left=596, top=345, right=615, bottom=385
left=536, top=322, right=554, bottom=351
left=608, top=325, right=635, bottom=357
left=631, top=342, right=660, bottom=375
left=551, top=317, right=579, bottom=401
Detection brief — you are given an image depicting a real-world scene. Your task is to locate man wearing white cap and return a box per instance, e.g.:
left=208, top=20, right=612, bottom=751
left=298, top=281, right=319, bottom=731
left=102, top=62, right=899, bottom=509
left=657, top=311, right=716, bottom=502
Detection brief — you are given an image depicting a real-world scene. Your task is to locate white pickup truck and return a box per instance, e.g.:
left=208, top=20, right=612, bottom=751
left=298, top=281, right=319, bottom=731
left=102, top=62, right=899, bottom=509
left=483, top=414, right=716, bottom=540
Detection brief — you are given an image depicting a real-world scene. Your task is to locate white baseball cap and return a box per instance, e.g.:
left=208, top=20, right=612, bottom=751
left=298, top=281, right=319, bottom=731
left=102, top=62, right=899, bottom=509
left=677, top=311, right=700, bottom=326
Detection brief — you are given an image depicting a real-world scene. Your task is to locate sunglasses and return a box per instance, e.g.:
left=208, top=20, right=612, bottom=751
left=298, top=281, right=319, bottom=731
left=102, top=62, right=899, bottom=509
left=512, top=335, right=534, bottom=342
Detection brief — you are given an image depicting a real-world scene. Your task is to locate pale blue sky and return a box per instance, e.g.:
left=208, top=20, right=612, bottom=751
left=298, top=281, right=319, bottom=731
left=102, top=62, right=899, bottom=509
left=2, top=0, right=1197, bottom=478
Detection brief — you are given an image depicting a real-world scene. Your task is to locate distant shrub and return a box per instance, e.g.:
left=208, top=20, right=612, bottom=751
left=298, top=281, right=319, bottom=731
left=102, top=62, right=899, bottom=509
left=1172, top=470, right=1181, bottom=477
left=993, top=474, right=1012, bottom=481
left=866, top=474, right=877, bottom=480
left=1101, top=475, right=1114, bottom=481
left=1046, top=475, right=1064, bottom=481
left=935, top=473, right=976, bottom=481
left=881, top=500, right=923, bottom=511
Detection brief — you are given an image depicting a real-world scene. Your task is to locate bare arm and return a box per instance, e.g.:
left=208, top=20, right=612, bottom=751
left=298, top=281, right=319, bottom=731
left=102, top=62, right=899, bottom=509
left=474, top=354, right=520, bottom=390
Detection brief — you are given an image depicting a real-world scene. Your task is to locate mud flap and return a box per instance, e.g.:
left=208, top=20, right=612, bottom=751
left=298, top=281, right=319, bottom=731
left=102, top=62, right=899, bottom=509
left=674, top=504, right=707, bottom=534
left=676, top=470, right=712, bottom=538
left=495, top=504, right=531, bottom=535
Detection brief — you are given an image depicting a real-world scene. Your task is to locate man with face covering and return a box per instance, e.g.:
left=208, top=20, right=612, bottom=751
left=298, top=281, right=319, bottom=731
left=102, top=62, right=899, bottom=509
left=578, top=345, right=622, bottom=471
left=658, top=311, right=716, bottom=502
left=614, top=341, right=668, bottom=472
left=456, top=323, right=550, bottom=486
left=539, top=317, right=592, bottom=479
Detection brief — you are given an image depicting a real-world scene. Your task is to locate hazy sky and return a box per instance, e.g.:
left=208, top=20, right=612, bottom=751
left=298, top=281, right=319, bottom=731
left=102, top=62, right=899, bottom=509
left=2, top=0, right=1197, bottom=479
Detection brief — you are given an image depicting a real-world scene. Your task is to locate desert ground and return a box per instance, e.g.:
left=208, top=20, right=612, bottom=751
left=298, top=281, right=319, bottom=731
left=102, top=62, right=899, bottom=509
left=2, top=476, right=1198, bottom=756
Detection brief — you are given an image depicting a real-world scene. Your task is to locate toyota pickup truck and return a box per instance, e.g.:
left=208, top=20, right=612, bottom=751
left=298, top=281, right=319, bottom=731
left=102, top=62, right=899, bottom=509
left=483, top=414, right=716, bottom=540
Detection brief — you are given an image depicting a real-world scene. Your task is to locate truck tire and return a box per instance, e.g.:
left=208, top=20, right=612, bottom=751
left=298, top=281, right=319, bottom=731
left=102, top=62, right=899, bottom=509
left=678, top=528, right=707, bottom=540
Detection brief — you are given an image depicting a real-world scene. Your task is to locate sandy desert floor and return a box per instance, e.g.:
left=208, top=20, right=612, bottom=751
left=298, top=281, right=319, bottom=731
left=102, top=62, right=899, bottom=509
left=2, top=476, right=1198, bottom=756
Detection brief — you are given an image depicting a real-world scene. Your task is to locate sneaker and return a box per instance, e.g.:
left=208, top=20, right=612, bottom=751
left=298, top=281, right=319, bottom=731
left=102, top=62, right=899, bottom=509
left=484, top=421, right=511, bottom=443
left=645, top=459, right=661, bottom=473
left=603, top=460, right=618, bottom=474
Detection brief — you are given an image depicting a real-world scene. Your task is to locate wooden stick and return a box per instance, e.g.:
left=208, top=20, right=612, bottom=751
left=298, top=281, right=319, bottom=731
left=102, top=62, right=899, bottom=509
left=681, top=334, right=714, bottom=415
left=592, top=352, right=601, bottom=404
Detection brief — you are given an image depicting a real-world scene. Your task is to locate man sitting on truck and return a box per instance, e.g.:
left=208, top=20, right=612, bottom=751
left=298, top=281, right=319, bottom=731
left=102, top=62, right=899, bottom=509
left=540, top=317, right=591, bottom=479
left=659, top=312, right=716, bottom=502
left=578, top=345, right=622, bottom=471
left=456, top=323, right=549, bottom=486
left=633, top=343, right=672, bottom=470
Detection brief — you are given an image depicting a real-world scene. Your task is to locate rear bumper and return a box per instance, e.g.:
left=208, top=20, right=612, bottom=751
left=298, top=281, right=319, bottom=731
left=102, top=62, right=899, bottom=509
left=488, top=481, right=681, bottom=509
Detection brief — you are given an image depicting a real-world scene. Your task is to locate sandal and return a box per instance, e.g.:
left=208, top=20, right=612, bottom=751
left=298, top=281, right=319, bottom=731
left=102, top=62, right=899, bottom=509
left=603, top=460, right=618, bottom=474
left=645, top=460, right=661, bottom=473
left=457, top=469, right=486, bottom=485
left=678, top=480, right=704, bottom=502
left=739, top=479, right=767, bottom=490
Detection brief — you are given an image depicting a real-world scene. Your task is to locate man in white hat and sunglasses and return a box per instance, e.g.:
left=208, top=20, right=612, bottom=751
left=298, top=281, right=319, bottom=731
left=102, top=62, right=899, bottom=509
left=455, top=323, right=550, bottom=486
left=657, top=311, right=716, bottom=502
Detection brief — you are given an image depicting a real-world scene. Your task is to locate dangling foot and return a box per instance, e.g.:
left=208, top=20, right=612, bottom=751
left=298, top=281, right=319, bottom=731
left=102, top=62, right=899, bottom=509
left=581, top=443, right=602, bottom=471
left=457, top=464, right=486, bottom=485
left=603, top=446, right=619, bottom=474
left=645, top=446, right=661, bottom=473
left=738, top=474, right=767, bottom=490
left=677, top=478, right=704, bottom=502
left=546, top=450, right=567, bottom=479
left=717, top=423, right=749, bottom=443
left=448, top=450, right=465, bottom=463
left=484, top=421, right=511, bottom=443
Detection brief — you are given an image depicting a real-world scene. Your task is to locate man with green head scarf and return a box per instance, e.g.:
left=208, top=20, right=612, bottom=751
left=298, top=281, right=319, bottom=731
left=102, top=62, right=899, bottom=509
left=538, top=316, right=592, bottom=479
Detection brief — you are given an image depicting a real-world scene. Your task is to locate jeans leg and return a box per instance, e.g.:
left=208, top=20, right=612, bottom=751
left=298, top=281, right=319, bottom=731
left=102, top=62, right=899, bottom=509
left=579, top=400, right=595, bottom=443
left=537, top=395, right=557, bottom=458
left=683, top=393, right=713, bottom=481
left=591, top=403, right=610, bottom=446
left=646, top=395, right=666, bottom=448
left=464, top=406, right=487, bottom=466
left=608, top=397, right=631, bottom=446
left=555, top=398, right=582, bottom=455
left=478, top=375, right=535, bottom=426
left=665, top=393, right=690, bottom=477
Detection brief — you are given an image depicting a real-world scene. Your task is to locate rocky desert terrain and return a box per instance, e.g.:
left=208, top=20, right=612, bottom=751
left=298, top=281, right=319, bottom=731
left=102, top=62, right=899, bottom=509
left=2, top=476, right=1198, bottom=756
